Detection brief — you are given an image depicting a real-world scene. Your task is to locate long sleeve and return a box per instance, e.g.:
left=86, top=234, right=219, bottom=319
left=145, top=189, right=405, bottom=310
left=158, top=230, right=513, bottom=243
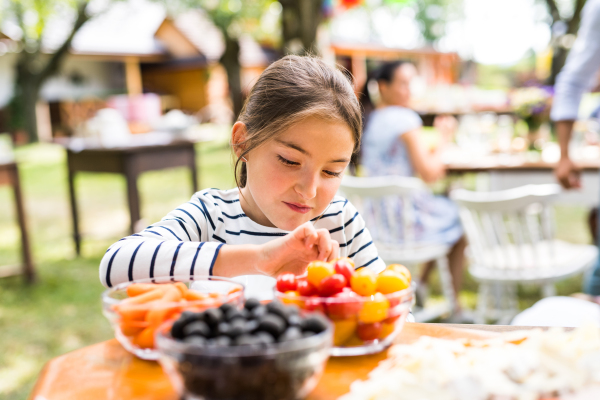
left=338, top=202, right=387, bottom=273
left=550, top=0, right=600, bottom=122
left=314, top=198, right=387, bottom=273
left=99, top=192, right=224, bottom=287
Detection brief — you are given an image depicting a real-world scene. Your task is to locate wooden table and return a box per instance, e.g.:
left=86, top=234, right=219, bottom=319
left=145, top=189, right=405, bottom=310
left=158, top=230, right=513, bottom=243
left=445, top=154, right=600, bottom=207
left=60, top=137, right=198, bottom=255
left=0, top=161, right=34, bottom=282
left=29, top=323, right=532, bottom=400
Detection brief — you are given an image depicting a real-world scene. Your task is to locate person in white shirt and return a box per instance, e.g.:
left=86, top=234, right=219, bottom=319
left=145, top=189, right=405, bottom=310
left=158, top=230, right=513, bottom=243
left=99, top=55, right=386, bottom=299
left=552, top=0, right=600, bottom=294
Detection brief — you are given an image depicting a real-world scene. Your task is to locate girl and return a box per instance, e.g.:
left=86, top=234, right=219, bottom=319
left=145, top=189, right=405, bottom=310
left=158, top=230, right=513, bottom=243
left=358, top=60, right=466, bottom=313
left=100, top=55, right=386, bottom=299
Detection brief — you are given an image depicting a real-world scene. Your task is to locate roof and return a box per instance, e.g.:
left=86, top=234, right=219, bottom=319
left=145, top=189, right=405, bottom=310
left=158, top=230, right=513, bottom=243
left=34, top=0, right=274, bottom=66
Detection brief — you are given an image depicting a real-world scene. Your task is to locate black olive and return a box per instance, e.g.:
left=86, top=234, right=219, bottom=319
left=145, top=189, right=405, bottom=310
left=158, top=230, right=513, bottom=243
left=244, top=298, right=261, bottom=311
left=255, top=331, right=275, bottom=346
left=213, top=335, right=232, bottom=347
left=278, top=327, right=302, bottom=342
left=203, top=308, right=223, bottom=327
left=234, top=334, right=259, bottom=346
left=219, top=302, right=236, bottom=315
left=266, top=301, right=287, bottom=320
left=228, top=319, right=246, bottom=338
left=183, top=321, right=211, bottom=338
left=171, top=317, right=192, bottom=339
left=217, top=322, right=231, bottom=336
left=285, top=304, right=300, bottom=316
left=250, top=305, right=267, bottom=319
left=287, top=314, right=302, bottom=327
left=257, top=314, right=286, bottom=338
left=245, top=319, right=259, bottom=333
left=225, top=308, right=245, bottom=322
left=300, top=315, right=328, bottom=334
left=183, top=336, right=206, bottom=346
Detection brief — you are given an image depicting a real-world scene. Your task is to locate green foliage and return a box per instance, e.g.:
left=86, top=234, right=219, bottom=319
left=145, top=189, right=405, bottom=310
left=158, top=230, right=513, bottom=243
left=181, top=0, right=275, bottom=40
left=413, top=0, right=462, bottom=44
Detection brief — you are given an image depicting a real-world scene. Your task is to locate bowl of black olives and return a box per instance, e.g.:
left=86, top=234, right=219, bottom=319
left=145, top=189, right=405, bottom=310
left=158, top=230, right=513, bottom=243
left=155, top=298, right=333, bottom=400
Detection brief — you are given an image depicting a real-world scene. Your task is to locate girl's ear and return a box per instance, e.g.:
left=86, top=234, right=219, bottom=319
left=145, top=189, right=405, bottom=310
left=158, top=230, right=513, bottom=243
left=231, top=122, right=248, bottom=158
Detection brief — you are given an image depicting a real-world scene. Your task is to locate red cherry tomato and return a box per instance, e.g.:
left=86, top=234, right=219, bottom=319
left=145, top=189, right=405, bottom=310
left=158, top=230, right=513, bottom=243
left=357, top=322, right=382, bottom=341
left=319, top=274, right=347, bottom=297
left=297, top=279, right=318, bottom=297
left=304, top=297, right=326, bottom=314
left=325, top=290, right=362, bottom=320
left=334, top=259, right=355, bottom=284
left=276, top=273, right=297, bottom=293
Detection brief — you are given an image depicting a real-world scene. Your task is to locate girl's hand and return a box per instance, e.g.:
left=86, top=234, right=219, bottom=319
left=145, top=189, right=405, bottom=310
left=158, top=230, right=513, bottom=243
left=258, top=222, right=340, bottom=277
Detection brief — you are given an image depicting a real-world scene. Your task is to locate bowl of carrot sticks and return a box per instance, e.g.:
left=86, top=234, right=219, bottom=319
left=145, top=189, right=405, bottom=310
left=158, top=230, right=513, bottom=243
left=101, top=276, right=244, bottom=360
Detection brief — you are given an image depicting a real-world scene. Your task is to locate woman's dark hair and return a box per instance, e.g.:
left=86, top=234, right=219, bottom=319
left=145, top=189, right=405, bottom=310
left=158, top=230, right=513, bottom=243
left=358, top=60, right=410, bottom=124
left=233, top=55, right=362, bottom=188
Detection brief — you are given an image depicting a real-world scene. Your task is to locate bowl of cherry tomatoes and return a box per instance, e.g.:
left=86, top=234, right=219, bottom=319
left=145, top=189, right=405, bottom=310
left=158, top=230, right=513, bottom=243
left=275, top=259, right=414, bottom=356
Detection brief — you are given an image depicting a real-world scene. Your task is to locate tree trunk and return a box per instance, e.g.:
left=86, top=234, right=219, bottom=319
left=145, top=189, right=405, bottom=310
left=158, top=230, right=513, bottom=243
left=220, top=35, right=243, bottom=119
left=280, top=0, right=322, bottom=55
left=545, top=0, right=587, bottom=85
left=11, top=62, right=41, bottom=143
left=548, top=46, right=569, bottom=86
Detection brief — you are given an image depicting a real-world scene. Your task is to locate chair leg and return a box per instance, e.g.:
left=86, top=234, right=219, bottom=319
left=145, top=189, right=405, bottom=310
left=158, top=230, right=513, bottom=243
left=542, top=283, right=556, bottom=298
left=436, top=256, right=457, bottom=315
left=475, top=282, right=490, bottom=324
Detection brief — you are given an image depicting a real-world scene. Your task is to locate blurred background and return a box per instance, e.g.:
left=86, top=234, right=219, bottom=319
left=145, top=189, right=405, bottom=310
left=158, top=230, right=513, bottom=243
left=0, top=0, right=599, bottom=398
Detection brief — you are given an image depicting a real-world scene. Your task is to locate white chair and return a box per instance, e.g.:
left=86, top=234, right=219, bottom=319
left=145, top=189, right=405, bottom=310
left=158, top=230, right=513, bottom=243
left=340, top=175, right=458, bottom=322
left=450, top=184, right=598, bottom=324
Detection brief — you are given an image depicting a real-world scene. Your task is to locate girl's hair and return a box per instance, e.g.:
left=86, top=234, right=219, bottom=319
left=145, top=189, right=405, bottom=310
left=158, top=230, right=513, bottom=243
left=358, top=60, right=410, bottom=124
left=233, top=55, right=362, bottom=188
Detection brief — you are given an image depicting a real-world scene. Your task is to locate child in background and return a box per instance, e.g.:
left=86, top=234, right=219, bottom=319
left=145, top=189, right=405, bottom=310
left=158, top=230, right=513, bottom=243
left=99, top=56, right=386, bottom=299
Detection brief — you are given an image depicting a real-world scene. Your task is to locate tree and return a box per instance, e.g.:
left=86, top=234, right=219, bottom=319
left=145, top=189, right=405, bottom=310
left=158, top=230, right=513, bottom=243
left=280, top=0, right=323, bottom=55
left=542, top=0, right=587, bottom=85
left=189, top=0, right=274, bottom=119
left=3, top=0, right=92, bottom=142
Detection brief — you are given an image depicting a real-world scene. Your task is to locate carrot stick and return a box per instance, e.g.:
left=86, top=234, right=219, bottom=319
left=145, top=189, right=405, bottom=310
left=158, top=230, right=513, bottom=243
left=126, top=283, right=159, bottom=297
left=173, top=282, right=188, bottom=296
left=121, top=287, right=166, bottom=305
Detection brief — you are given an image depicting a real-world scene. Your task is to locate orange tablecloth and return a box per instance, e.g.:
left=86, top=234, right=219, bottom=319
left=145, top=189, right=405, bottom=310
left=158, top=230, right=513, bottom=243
left=30, top=323, right=522, bottom=400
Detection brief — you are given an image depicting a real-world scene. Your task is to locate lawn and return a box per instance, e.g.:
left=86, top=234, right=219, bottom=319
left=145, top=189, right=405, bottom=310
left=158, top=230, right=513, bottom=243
left=0, top=125, right=592, bottom=399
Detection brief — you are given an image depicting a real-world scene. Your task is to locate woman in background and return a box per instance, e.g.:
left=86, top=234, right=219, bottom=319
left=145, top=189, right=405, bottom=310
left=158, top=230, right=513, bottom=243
left=359, top=60, right=467, bottom=318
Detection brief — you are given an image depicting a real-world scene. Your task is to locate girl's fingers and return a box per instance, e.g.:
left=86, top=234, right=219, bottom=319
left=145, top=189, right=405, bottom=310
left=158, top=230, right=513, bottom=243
left=316, top=228, right=333, bottom=261
left=327, top=240, right=340, bottom=262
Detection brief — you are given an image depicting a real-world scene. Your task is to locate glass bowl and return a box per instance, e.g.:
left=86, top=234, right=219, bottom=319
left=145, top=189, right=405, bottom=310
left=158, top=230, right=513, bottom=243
left=155, top=318, right=333, bottom=400
left=102, top=276, right=244, bottom=360
left=275, top=284, right=414, bottom=356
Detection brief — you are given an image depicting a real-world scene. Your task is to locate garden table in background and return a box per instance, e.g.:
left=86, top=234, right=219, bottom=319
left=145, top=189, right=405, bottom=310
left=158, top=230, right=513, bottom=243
left=29, top=323, right=533, bottom=400
left=0, top=161, right=34, bottom=282
left=445, top=152, right=600, bottom=207
left=56, top=135, right=199, bottom=255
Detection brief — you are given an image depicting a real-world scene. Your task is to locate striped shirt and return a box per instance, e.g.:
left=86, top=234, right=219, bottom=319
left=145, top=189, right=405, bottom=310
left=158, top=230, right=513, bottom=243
left=99, top=188, right=386, bottom=299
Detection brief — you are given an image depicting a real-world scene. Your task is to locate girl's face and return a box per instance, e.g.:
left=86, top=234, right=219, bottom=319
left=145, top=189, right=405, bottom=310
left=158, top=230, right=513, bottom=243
left=378, top=63, right=416, bottom=108
left=235, top=117, right=354, bottom=231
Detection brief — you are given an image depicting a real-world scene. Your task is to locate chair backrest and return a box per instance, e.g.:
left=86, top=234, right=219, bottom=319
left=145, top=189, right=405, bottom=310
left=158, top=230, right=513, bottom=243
left=450, top=184, right=561, bottom=270
left=339, top=175, right=430, bottom=245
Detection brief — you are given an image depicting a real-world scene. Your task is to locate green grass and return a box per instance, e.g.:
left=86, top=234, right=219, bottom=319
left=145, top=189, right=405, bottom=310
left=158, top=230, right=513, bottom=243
left=0, top=124, right=593, bottom=399
left=0, top=125, right=235, bottom=400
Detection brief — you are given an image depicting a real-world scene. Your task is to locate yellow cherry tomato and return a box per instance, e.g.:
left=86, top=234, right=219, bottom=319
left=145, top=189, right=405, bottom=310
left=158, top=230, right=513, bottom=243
left=281, top=290, right=303, bottom=307
left=350, top=268, right=378, bottom=296
left=386, top=264, right=411, bottom=283
left=359, top=292, right=390, bottom=323
left=332, top=318, right=358, bottom=346
left=306, top=261, right=334, bottom=288
left=377, top=270, right=410, bottom=294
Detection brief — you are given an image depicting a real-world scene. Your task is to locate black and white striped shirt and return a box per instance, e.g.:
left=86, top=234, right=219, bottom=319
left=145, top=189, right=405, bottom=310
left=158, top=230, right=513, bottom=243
left=99, top=188, right=385, bottom=296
